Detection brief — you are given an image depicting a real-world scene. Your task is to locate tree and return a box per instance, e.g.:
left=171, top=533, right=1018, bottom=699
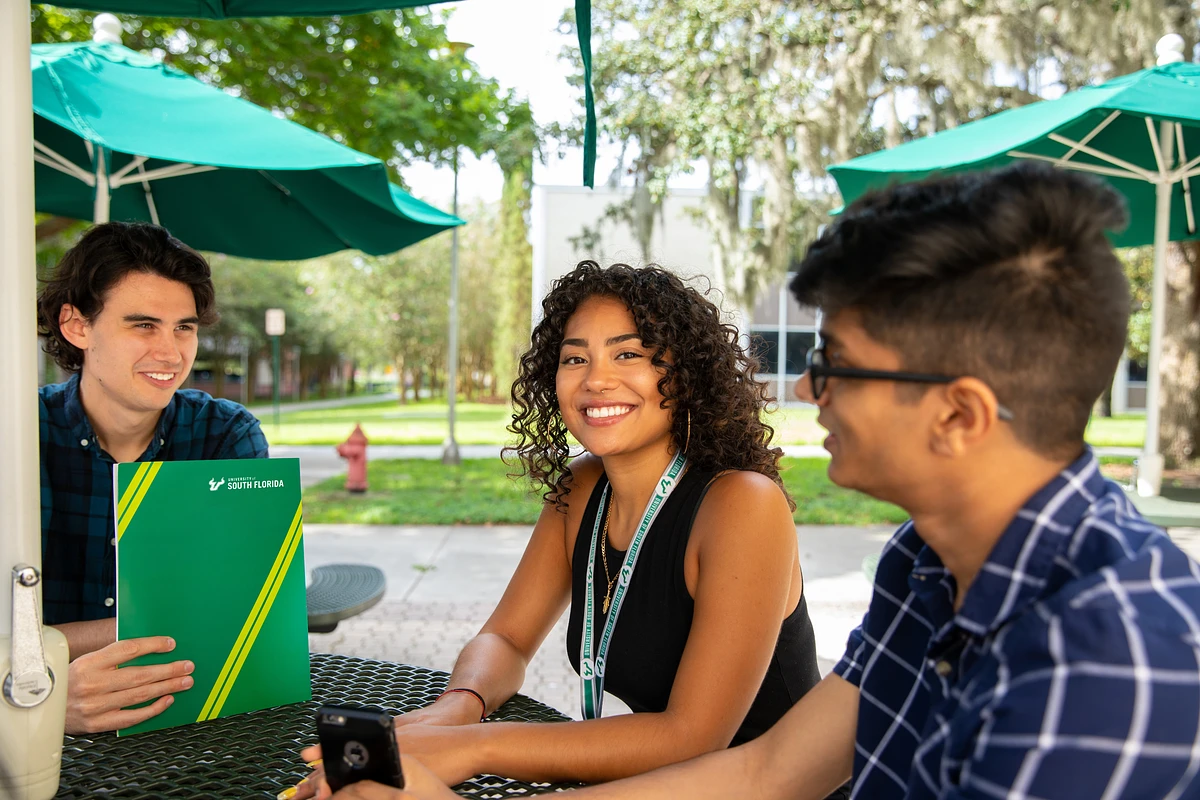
left=570, top=0, right=1200, bottom=465
left=563, top=1, right=813, bottom=314
left=1160, top=241, right=1200, bottom=466
left=485, top=96, right=537, bottom=396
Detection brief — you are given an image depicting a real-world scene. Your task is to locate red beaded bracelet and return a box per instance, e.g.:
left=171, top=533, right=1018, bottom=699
left=436, top=687, right=487, bottom=721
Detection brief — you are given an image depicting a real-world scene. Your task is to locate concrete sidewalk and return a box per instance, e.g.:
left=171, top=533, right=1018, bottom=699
left=303, top=523, right=894, bottom=719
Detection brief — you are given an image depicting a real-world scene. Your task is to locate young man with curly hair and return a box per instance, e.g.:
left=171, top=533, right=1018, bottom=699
left=38, top=221, right=268, bottom=735
left=358, top=164, right=1200, bottom=800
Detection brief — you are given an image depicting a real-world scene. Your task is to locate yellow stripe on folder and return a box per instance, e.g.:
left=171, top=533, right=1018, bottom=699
left=115, top=462, right=152, bottom=523
left=116, top=462, right=163, bottom=542
left=198, top=503, right=304, bottom=722
left=208, top=514, right=304, bottom=720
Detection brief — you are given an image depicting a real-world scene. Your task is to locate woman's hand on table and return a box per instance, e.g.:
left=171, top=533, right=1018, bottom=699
left=287, top=693, right=487, bottom=799
left=393, top=692, right=485, bottom=728
left=329, top=757, right=459, bottom=800
left=284, top=752, right=461, bottom=800
left=389, top=722, right=485, bottom=786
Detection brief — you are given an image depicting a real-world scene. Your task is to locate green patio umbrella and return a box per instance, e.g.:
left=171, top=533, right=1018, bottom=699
left=829, top=50, right=1200, bottom=497
left=33, top=40, right=463, bottom=259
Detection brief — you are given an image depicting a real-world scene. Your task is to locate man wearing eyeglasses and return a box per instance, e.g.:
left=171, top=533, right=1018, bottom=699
left=361, top=162, right=1200, bottom=800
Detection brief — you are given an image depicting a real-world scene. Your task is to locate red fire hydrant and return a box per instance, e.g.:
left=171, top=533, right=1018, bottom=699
left=336, top=424, right=369, bottom=493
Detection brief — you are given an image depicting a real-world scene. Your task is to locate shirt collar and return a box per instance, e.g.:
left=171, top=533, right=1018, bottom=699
left=62, top=372, right=179, bottom=461
left=913, top=447, right=1108, bottom=639
left=62, top=373, right=96, bottom=443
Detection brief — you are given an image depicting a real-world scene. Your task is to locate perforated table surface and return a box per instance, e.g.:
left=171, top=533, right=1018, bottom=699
left=57, top=653, right=580, bottom=798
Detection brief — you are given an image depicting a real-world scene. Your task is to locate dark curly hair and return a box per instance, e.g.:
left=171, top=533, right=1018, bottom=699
left=504, top=261, right=791, bottom=510
left=38, top=221, right=218, bottom=373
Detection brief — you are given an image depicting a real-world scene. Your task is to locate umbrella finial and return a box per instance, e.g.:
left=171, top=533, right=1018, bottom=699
left=92, top=13, right=123, bottom=46
left=1156, top=33, right=1185, bottom=66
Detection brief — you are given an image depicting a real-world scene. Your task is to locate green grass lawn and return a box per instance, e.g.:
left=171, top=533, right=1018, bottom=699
left=302, top=457, right=908, bottom=527
left=263, top=399, right=514, bottom=445
left=265, top=397, right=1147, bottom=450
left=1083, top=415, right=1146, bottom=448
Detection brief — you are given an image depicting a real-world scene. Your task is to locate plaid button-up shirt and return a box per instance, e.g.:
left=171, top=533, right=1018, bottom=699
left=835, top=448, right=1200, bottom=799
left=40, top=374, right=269, bottom=625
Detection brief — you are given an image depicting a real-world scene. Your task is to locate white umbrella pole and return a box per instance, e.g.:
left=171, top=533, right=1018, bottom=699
left=93, top=149, right=111, bottom=224
left=0, top=0, right=41, bottom=641
left=0, top=3, right=70, bottom=797
left=1138, top=121, right=1174, bottom=497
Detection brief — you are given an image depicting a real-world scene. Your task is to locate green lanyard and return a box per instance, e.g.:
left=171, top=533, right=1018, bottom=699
left=579, top=450, right=688, bottom=719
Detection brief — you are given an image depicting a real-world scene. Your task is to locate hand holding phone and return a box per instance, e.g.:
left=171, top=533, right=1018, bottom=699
left=315, top=705, right=406, bottom=792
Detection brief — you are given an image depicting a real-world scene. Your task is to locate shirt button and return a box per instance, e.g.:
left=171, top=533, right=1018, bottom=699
left=935, top=660, right=953, bottom=677
left=160, top=439, right=165, bottom=446
left=80, top=439, right=89, bottom=447
left=104, top=597, right=114, bottom=607
left=111, top=537, right=117, bottom=547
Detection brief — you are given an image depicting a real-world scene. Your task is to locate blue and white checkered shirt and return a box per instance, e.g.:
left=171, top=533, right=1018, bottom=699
left=835, top=447, right=1200, bottom=799
left=40, top=374, right=269, bottom=625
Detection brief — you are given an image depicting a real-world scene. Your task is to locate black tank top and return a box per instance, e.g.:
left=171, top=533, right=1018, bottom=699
left=566, top=468, right=823, bottom=746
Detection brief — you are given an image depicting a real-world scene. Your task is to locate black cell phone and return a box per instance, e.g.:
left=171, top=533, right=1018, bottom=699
left=315, top=705, right=406, bottom=792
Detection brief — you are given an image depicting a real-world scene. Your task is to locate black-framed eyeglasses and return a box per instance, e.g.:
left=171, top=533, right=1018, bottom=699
left=804, top=345, right=1015, bottom=422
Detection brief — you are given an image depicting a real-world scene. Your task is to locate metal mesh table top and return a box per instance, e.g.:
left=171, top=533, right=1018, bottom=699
left=57, top=653, right=580, bottom=798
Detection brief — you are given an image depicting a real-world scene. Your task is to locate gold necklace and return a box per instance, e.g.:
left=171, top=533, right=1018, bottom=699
left=600, top=503, right=620, bottom=614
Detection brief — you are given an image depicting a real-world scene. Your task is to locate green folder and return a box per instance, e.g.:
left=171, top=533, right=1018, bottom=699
left=114, top=457, right=312, bottom=736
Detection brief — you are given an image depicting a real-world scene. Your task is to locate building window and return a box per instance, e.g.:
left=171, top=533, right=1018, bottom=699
left=750, top=330, right=779, bottom=375
left=750, top=329, right=816, bottom=376
left=1127, top=359, right=1148, bottom=382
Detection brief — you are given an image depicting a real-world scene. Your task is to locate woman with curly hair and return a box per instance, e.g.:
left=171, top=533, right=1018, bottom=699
left=296, top=262, right=839, bottom=798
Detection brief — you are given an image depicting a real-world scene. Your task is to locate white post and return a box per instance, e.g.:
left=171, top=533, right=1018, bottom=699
left=776, top=281, right=788, bottom=403
left=91, top=15, right=118, bottom=226
left=1139, top=35, right=1185, bottom=497
left=1139, top=149, right=1172, bottom=496
left=442, top=149, right=461, bottom=465
left=1111, top=355, right=1129, bottom=415
left=0, top=0, right=40, bottom=635
left=0, top=3, right=70, bottom=796
left=530, top=185, right=548, bottom=330
left=93, top=148, right=110, bottom=224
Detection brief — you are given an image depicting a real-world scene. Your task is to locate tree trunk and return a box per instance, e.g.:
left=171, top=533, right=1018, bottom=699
left=212, top=361, right=226, bottom=399
left=248, top=352, right=260, bottom=402
left=1159, top=240, right=1200, bottom=468
left=1096, top=385, right=1112, bottom=418
left=394, top=355, right=407, bottom=404
left=492, top=167, right=534, bottom=397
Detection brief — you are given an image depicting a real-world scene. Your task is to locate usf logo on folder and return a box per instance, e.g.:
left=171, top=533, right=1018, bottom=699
left=114, top=457, right=312, bottom=736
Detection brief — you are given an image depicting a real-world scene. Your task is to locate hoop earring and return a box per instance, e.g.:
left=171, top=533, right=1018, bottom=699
left=683, top=409, right=691, bottom=453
